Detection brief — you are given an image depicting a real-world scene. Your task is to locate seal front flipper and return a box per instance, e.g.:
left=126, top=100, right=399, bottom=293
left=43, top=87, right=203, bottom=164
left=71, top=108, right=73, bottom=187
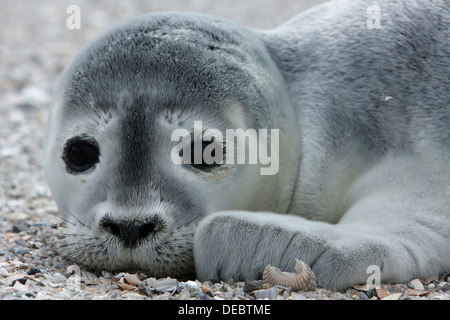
left=194, top=211, right=386, bottom=291
left=194, top=155, right=450, bottom=291
left=194, top=209, right=447, bottom=291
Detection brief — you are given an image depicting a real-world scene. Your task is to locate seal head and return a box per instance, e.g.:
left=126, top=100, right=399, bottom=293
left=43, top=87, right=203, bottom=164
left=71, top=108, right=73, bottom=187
left=44, top=12, right=300, bottom=276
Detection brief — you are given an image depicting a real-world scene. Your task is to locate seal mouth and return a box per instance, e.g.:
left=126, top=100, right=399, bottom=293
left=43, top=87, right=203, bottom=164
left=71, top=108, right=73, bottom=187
left=57, top=212, right=200, bottom=278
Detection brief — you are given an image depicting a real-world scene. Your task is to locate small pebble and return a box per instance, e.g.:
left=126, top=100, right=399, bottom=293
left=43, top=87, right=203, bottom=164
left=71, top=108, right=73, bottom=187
left=27, top=267, right=41, bottom=275
left=14, top=247, right=30, bottom=255
left=11, top=278, right=27, bottom=286
left=252, top=286, right=278, bottom=300
left=403, top=288, right=429, bottom=297
left=366, top=288, right=376, bottom=298
left=120, top=292, right=146, bottom=300
left=143, top=278, right=179, bottom=294
left=409, top=279, right=425, bottom=291
left=198, top=293, right=213, bottom=300
left=290, top=292, right=307, bottom=300
left=226, top=279, right=235, bottom=286
left=15, top=240, right=29, bottom=247
left=0, top=268, right=9, bottom=277
left=185, top=280, right=200, bottom=292
left=203, top=289, right=214, bottom=297
left=244, top=279, right=262, bottom=292
left=381, top=293, right=402, bottom=300
left=176, top=289, right=190, bottom=300
left=358, top=292, right=369, bottom=300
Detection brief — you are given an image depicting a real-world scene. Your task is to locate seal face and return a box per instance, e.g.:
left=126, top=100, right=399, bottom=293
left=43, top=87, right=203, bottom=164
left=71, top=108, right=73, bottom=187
left=45, top=0, right=450, bottom=290
left=44, top=12, right=298, bottom=277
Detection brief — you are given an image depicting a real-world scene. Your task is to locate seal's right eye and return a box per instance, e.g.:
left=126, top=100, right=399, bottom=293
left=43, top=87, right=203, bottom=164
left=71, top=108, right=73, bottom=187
left=63, top=137, right=100, bottom=173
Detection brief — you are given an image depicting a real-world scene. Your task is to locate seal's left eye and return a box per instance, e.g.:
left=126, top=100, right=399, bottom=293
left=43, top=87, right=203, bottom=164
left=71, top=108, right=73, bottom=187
left=178, top=140, right=224, bottom=172
left=63, top=138, right=100, bottom=173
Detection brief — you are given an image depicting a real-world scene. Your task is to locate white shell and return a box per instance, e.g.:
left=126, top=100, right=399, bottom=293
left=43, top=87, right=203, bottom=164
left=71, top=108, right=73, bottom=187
left=262, top=259, right=317, bottom=291
left=123, top=273, right=142, bottom=286
left=117, top=273, right=141, bottom=290
left=67, top=265, right=80, bottom=275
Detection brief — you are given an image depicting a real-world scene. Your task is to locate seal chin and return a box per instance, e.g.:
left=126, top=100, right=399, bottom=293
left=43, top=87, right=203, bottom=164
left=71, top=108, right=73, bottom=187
left=60, top=220, right=197, bottom=278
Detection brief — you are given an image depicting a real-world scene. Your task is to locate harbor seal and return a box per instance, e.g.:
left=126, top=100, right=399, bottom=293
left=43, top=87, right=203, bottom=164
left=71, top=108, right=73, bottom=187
left=44, top=0, right=450, bottom=290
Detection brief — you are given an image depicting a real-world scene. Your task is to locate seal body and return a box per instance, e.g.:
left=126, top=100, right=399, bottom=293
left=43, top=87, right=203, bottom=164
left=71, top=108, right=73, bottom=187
left=44, top=0, right=450, bottom=289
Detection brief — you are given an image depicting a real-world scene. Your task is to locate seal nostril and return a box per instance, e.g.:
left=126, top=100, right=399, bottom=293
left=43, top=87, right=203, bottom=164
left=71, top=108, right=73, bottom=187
left=101, top=218, right=160, bottom=248
left=103, top=221, right=122, bottom=238
left=138, top=222, right=156, bottom=239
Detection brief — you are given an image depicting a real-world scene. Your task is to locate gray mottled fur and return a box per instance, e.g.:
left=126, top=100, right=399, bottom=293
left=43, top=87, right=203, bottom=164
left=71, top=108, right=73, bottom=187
left=44, top=0, right=449, bottom=290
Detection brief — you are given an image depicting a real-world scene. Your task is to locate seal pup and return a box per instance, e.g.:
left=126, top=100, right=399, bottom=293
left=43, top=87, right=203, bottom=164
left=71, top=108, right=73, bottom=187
left=44, top=8, right=299, bottom=278
left=44, top=0, right=450, bottom=290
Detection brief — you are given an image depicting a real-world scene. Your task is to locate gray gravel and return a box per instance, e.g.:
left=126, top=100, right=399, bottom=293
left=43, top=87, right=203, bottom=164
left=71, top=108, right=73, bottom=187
left=0, top=0, right=448, bottom=300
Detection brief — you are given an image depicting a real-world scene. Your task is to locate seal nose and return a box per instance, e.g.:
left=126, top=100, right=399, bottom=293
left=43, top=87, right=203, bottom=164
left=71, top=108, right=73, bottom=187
left=101, top=218, right=159, bottom=248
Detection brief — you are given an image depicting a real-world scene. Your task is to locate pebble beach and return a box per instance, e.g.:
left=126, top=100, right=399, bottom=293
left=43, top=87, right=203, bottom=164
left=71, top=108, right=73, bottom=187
left=0, top=0, right=448, bottom=301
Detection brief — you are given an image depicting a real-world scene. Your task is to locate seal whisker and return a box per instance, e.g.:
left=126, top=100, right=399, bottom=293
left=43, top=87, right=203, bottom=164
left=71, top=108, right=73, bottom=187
left=178, top=212, right=205, bottom=229
left=56, top=237, right=109, bottom=269
left=53, top=213, right=78, bottom=227
left=60, top=206, right=92, bottom=230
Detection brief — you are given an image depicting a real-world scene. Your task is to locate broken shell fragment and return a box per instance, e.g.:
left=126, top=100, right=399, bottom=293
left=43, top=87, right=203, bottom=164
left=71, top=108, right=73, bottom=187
left=67, top=265, right=80, bottom=275
left=117, top=273, right=141, bottom=290
left=374, top=287, right=389, bottom=299
left=123, top=273, right=141, bottom=286
left=262, top=259, right=317, bottom=291
left=403, top=288, right=430, bottom=297
left=118, top=278, right=136, bottom=291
